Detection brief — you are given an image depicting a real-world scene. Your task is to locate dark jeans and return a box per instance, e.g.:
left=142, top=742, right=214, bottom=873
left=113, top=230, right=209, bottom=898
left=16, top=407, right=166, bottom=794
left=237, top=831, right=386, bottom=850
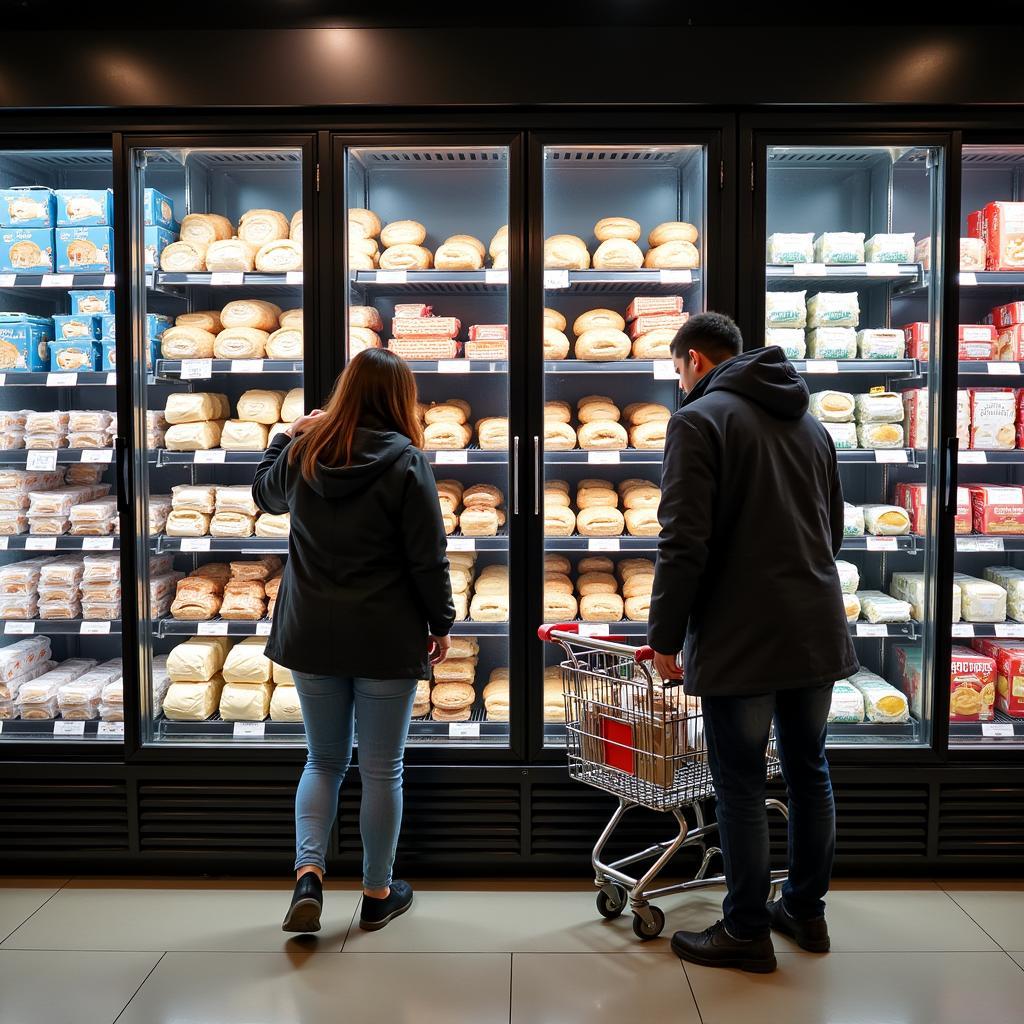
left=701, top=684, right=836, bottom=940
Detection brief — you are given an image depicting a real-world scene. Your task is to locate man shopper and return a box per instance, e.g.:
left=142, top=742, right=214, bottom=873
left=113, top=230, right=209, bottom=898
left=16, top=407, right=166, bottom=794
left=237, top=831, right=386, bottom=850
left=648, top=312, right=857, bottom=974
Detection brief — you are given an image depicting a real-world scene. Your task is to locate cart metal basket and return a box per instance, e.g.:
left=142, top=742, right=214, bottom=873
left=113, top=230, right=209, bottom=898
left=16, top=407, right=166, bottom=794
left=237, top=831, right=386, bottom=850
left=539, top=623, right=789, bottom=940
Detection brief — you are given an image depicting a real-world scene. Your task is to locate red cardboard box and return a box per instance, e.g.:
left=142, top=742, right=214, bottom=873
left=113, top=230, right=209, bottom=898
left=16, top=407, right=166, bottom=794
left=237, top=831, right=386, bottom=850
left=467, top=324, right=508, bottom=342
left=969, top=484, right=1024, bottom=534
left=984, top=201, right=1024, bottom=271
left=624, top=295, right=684, bottom=322
left=971, top=639, right=1024, bottom=718
left=949, top=645, right=996, bottom=721
left=969, top=388, right=1016, bottom=449
left=992, top=302, right=1024, bottom=329
left=894, top=480, right=970, bottom=535
left=901, top=322, right=999, bottom=361
left=967, top=209, right=986, bottom=241
left=999, top=325, right=1024, bottom=362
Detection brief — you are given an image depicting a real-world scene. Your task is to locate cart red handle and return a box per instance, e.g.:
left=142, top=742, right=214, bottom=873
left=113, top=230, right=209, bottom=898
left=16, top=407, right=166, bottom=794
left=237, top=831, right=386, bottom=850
left=537, top=623, right=639, bottom=646
left=634, top=646, right=655, bottom=663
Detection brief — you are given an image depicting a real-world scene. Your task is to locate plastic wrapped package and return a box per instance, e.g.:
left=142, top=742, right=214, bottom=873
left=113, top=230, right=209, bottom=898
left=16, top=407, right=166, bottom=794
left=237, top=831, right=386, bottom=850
left=57, top=677, right=104, bottom=719
left=809, top=391, right=855, bottom=423
left=162, top=676, right=225, bottom=721
left=150, top=571, right=184, bottom=606
left=0, top=594, right=38, bottom=619
left=814, top=232, right=865, bottom=264
left=0, top=658, right=57, bottom=702
left=255, top=512, right=290, bottom=537
left=865, top=233, right=915, bottom=263
left=64, top=464, right=106, bottom=485
left=890, top=571, right=962, bottom=623
left=764, top=291, right=806, bottom=328
left=69, top=497, right=117, bottom=524
left=0, top=511, right=28, bottom=535
left=219, top=680, right=273, bottom=721
left=0, top=556, right=54, bottom=594
left=167, top=636, right=231, bottom=682
left=0, top=636, right=52, bottom=681
left=806, top=292, right=859, bottom=328
left=0, top=429, right=26, bottom=450
left=969, top=389, right=1016, bottom=450
left=151, top=654, right=171, bottom=708
left=823, top=422, right=858, bottom=450
left=79, top=580, right=119, bottom=602
left=835, top=560, right=859, bottom=594
left=843, top=503, right=865, bottom=536
left=81, top=599, right=121, bottom=621
left=24, top=433, right=68, bottom=450
left=807, top=327, right=856, bottom=359
left=857, top=591, right=912, bottom=623
left=82, top=552, right=121, bottom=582
left=38, top=597, right=82, bottom=620
left=0, top=411, right=30, bottom=430
left=25, top=411, right=70, bottom=434
left=847, top=669, right=910, bottom=723
left=165, top=510, right=211, bottom=537
left=857, top=329, right=906, bottom=359
left=270, top=683, right=303, bottom=722
left=828, top=680, right=865, bottom=723
left=844, top=593, right=861, bottom=623
left=0, top=490, right=30, bottom=512
left=983, top=566, right=1024, bottom=622
left=28, top=484, right=109, bottom=517
left=862, top=504, right=911, bottom=535
left=857, top=423, right=905, bottom=449
left=954, top=573, right=1007, bottom=623
left=0, top=469, right=65, bottom=492
left=68, top=431, right=111, bottom=449
left=766, top=233, right=814, bottom=264
left=27, top=515, right=70, bottom=536
left=764, top=328, right=805, bottom=359
left=67, top=410, right=113, bottom=433
left=171, top=484, right=216, bottom=513
left=856, top=392, right=904, bottom=424
left=214, top=485, right=260, bottom=516
left=148, top=494, right=172, bottom=534
left=0, top=698, right=18, bottom=720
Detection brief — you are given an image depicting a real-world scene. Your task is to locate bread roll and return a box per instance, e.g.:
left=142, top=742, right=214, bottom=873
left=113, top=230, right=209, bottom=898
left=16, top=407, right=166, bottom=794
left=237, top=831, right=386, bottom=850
left=425, top=402, right=468, bottom=425
left=180, top=213, right=234, bottom=247
left=349, top=252, right=374, bottom=271
left=623, top=573, right=654, bottom=599
left=544, top=400, right=572, bottom=424
left=544, top=308, right=566, bottom=332
left=445, top=234, right=486, bottom=259
left=434, top=240, right=483, bottom=271
left=490, top=249, right=508, bottom=271
left=459, top=507, right=499, bottom=537
left=577, top=486, right=619, bottom=509
left=489, top=225, right=508, bottom=259
left=594, top=217, right=641, bottom=242
left=581, top=593, right=624, bottom=622
left=546, top=478, right=570, bottom=493
left=593, top=238, right=644, bottom=271
left=448, top=636, right=479, bottom=660
left=238, top=209, right=290, bottom=247
left=205, top=238, right=257, bottom=273
left=160, top=240, right=207, bottom=272
left=577, top=507, right=625, bottom=537
left=543, top=327, right=570, bottom=360
left=578, top=555, right=614, bottom=575
left=648, top=222, right=699, bottom=247
left=544, top=590, right=578, bottom=621
left=381, top=220, right=427, bottom=247
left=470, top=592, right=509, bottom=621
left=266, top=326, right=302, bottom=359
left=170, top=587, right=222, bottom=621
left=378, top=244, right=432, bottom=270
left=573, top=309, right=626, bottom=336
left=161, top=325, right=216, bottom=359
left=176, top=311, right=222, bottom=334
left=165, top=509, right=212, bottom=536
left=545, top=487, right=570, bottom=508
left=214, top=327, right=269, bottom=359
left=255, top=239, right=302, bottom=272
left=622, top=484, right=661, bottom=509
left=433, top=659, right=476, bottom=684
left=574, top=327, right=631, bottom=361
left=165, top=392, right=228, bottom=424
left=237, top=389, right=284, bottom=424
left=644, top=240, right=700, bottom=270
left=577, top=399, right=620, bottom=424
left=544, top=420, right=577, bottom=451
left=632, top=329, right=677, bottom=359
left=424, top=421, right=471, bottom=450
left=349, top=326, right=381, bottom=355
left=618, top=558, right=655, bottom=580
left=220, top=299, right=281, bottom=332
left=624, top=595, right=650, bottom=621
left=544, top=234, right=590, bottom=270
left=629, top=420, right=667, bottom=449
left=545, top=505, right=576, bottom=537
left=463, top=483, right=503, bottom=508
left=580, top=477, right=614, bottom=490
left=477, top=417, right=508, bottom=450
left=544, top=571, right=574, bottom=595
left=290, top=211, right=303, bottom=244
left=280, top=388, right=304, bottom=424
left=165, top=421, right=223, bottom=451
left=279, top=308, right=303, bottom=330
left=623, top=403, right=671, bottom=425
left=209, top=512, right=255, bottom=537
left=348, top=208, right=382, bottom=239
left=545, top=554, right=572, bottom=575
left=577, top=572, right=618, bottom=596
left=625, top=507, right=660, bottom=537
left=349, top=306, right=383, bottom=331
left=221, top=420, right=269, bottom=451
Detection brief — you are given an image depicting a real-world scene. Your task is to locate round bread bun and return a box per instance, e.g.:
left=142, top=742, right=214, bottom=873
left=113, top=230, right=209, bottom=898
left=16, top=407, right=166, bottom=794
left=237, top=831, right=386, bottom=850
left=618, top=558, right=655, bottom=580
left=578, top=555, right=615, bottom=575
left=544, top=235, right=590, bottom=270
left=175, top=310, right=222, bottom=333
left=625, top=507, right=661, bottom=537
left=544, top=505, right=577, bottom=537
left=577, top=486, right=619, bottom=510
left=546, top=478, right=570, bottom=494
left=379, top=243, right=432, bottom=270
left=580, top=593, right=624, bottom=622
left=578, top=420, right=629, bottom=450
left=349, top=326, right=382, bottom=354
left=577, top=572, right=618, bottom=597
left=543, top=327, right=571, bottom=360
left=431, top=681, right=476, bottom=709
left=544, top=572, right=574, bottom=595
left=574, top=327, right=631, bottom=361
left=544, top=420, right=578, bottom=451
left=425, top=402, right=468, bottom=425
left=445, top=234, right=486, bottom=259
left=348, top=208, right=382, bottom=238
left=350, top=235, right=380, bottom=258
left=544, top=400, right=572, bottom=424
left=446, top=398, right=472, bottom=418
left=632, top=328, right=677, bottom=359
left=624, top=595, right=651, bottom=621
left=460, top=507, right=499, bottom=536
left=489, top=225, right=508, bottom=259
left=644, top=240, right=700, bottom=270
left=448, top=636, right=480, bottom=660
left=573, top=308, right=626, bottom=336
left=577, top=394, right=614, bottom=408
left=463, top=483, right=503, bottom=508
left=622, top=484, right=661, bottom=509
left=349, top=252, right=375, bottom=271
left=577, top=400, right=620, bottom=424
left=491, top=249, right=508, bottom=270
left=279, top=308, right=303, bottom=329
left=576, top=506, right=625, bottom=537
left=543, top=308, right=567, bottom=332
left=545, top=554, right=572, bottom=575
left=623, top=402, right=671, bottom=425
left=630, top=421, right=667, bottom=450
left=648, top=221, right=699, bottom=247
left=544, top=591, right=578, bottom=621
left=544, top=488, right=570, bottom=508
left=594, top=217, right=642, bottom=242
left=578, top=478, right=614, bottom=490
left=434, top=240, right=484, bottom=271
left=380, top=219, right=427, bottom=247
left=349, top=305, right=382, bottom=331
left=592, top=238, right=644, bottom=271
left=617, top=478, right=650, bottom=494
left=623, top=573, right=655, bottom=599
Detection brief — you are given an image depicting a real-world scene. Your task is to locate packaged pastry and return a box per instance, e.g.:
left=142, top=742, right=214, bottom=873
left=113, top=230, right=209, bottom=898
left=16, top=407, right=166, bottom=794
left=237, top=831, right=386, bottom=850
left=809, top=391, right=855, bottom=423
left=214, top=327, right=269, bottom=359
left=983, top=566, right=1024, bottom=622
left=973, top=639, right=1024, bottom=718
left=847, top=669, right=910, bottom=724
left=0, top=510, right=28, bottom=535
left=894, top=480, right=970, bottom=535
left=857, top=422, right=904, bottom=449
left=24, top=432, right=69, bottom=451
left=861, top=504, right=910, bottom=536
left=807, top=327, right=857, bottom=359
left=25, top=411, right=70, bottom=434
left=865, top=233, right=915, bottom=264
left=857, top=590, right=912, bottom=623
left=953, top=573, right=1007, bottom=623
left=814, top=232, right=865, bottom=265
left=165, top=510, right=211, bottom=537
left=0, top=429, right=26, bottom=451
left=764, top=328, right=805, bottom=359
left=949, top=646, right=996, bottom=721
left=0, top=636, right=52, bottom=682
left=843, top=593, right=861, bottom=623
left=0, top=658, right=57, bottom=702
left=221, top=420, right=269, bottom=451
left=983, top=201, right=1024, bottom=270
left=822, top=422, right=858, bottom=450
left=165, top=392, right=229, bottom=425
left=828, top=680, right=865, bottom=724
left=392, top=315, right=461, bottom=339
left=764, top=291, right=806, bottom=328
left=255, top=512, right=290, bottom=537
left=806, top=292, right=859, bottom=329
left=991, top=301, right=1024, bottom=330
left=0, top=594, right=39, bottom=620
left=969, top=388, right=1015, bottom=450
left=890, top=571, right=962, bottom=622
left=856, top=329, right=905, bottom=360
left=81, top=551, right=122, bottom=582
left=165, top=421, right=224, bottom=452
left=624, top=295, right=684, bottom=321
left=855, top=392, right=904, bottom=424
left=214, top=485, right=260, bottom=516
left=835, top=559, right=859, bottom=595
left=163, top=677, right=225, bottom=721
left=766, top=233, right=814, bottom=265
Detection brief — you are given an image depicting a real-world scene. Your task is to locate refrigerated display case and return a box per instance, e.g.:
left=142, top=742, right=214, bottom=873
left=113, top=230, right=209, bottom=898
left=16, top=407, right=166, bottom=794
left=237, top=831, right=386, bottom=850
left=0, top=145, right=125, bottom=743
left=758, top=140, right=947, bottom=747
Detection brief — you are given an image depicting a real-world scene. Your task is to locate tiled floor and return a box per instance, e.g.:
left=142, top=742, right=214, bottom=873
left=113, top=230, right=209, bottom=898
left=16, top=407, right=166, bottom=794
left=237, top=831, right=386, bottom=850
left=1, top=876, right=1023, bottom=1024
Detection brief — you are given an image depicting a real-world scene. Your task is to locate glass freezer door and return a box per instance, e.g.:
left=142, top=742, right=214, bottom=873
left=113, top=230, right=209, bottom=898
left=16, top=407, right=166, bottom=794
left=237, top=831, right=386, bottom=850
left=761, top=141, right=945, bottom=747
left=129, top=139, right=310, bottom=746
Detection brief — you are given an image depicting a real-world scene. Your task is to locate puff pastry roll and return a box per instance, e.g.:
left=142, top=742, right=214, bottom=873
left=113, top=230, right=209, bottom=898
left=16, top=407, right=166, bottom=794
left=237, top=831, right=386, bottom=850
left=279, top=308, right=302, bottom=330
left=255, top=512, right=290, bottom=537
left=214, top=327, right=269, bottom=359
left=280, top=388, right=304, bottom=424
left=219, top=299, right=281, bottom=332
left=171, top=484, right=216, bottom=513
left=231, top=555, right=282, bottom=582
left=237, top=389, right=284, bottom=424
left=265, top=325, right=302, bottom=359
left=210, top=511, right=255, bottom=537
left=221, top=420, right=269, bottom=451
left=176, top=310, right=222, bottom=334
left=163, top=677, right=225, bottom=721
left=160, top=240, right=207, bottom=272
left=238, top=209, right=290, bottom=247
left=424, top=422, right=471, bottom=450
left=180, top=213, right=234, bottom=247
left=165, top=392, right=229, bottom=424
left=220, top=581, right=267, bottom=620
left=165, top=509, right=211, bottom=537
left=290, top=211, right=303, bottom=244
left=215, top=485, right=260, bottom=516
left=477, top=417, right=508, bottom=451
left=378, top=244, right=432, bottom=270
left=169, top=587, right=222, bottom=621
left=205, top=237, right=257, bottom=272
left=164, top=420, right=224, bottom=452
left=161, top=325, right=216, bottom=359
left=255, top=239, right=302, bottom=272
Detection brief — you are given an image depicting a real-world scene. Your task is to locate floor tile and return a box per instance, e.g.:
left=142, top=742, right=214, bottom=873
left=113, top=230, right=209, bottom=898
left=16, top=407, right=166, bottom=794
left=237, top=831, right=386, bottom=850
left=0, top=882, right=64, bottom=943
left=943, top=890, right=1024, bottom=950
left=685, top=951, right=1024, bottom=1024
left=658, top=885, right=999, bottom=952
left=512, top=953, right=699, bottom=1024
left=341, top=890, right=670, bottom=953
left=1, top=886, right=361, bottom=952
left=0, top=949, right=161, bottom=1024
left=117, top=951, right=510, bottom=1024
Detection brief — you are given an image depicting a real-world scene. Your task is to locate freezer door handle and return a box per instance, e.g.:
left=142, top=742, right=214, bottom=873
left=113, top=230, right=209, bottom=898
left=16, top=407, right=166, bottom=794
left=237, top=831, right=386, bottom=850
left=513, top=435, right=520, bottom=516
left=943, top=436, right=959, bottom=515
left=534, top=436, right=540, bottom=515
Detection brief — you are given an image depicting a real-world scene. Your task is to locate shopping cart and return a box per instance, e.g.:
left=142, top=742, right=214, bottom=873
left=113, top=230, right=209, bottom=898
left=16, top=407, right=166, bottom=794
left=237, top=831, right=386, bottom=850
left=539, top=623, right=789, bottom=940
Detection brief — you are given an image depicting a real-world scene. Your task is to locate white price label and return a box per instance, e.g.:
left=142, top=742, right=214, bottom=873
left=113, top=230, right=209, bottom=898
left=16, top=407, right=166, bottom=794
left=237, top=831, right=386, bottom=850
left=866, top=263, right=902, bottom=277
left=26, top=451, right=58, bottom=471
left=995, top=623, right=1024, bottom=637
left=865, top=537, right=898, bottom=551
left=97, top=721, right=124, bottom=738
left=960, top=450, right=988, bottom=464
left=4, top=621, right=34, bottom=634
left=105, top=372, right=117, bottom=386
left=102, top=273, right=116, bottom=288
left=856, top=624, right=889, bottom=637
left=233, top=721, right=266, bottom=738
left=658, top=269, right=692, bottom=283
left=652, top=360, right=677, bottom=380
left=804, top=360, right=839, bottom=374
left=210, top=272, right=244, bottom=285
left=957, top=537, right=1004, bottom=552
left=374, top=270, right=407, bottom=283
left=180, top=538, right=211, bottom=552
left=46, top=372, right=75, bottom=387
left=180, top=358, right=212, bottom=380
left=578, top=623, right=611, bottom=637
left=25, top=537, right=57, bottom=550
left=437, top=360, right=469, bottom=373
left=285, top=271, right=304, bottom=285
left=792, top=263, right=827, bottom=277
left=982, top=722, right=1015, bottom=737
left=82, top=536, right=114, bottom=550
left=588, top=539, right=621, bottom=551
left=0, top=374, right=4, bottom=386
left=81, top=448, right=113, bottom=463
left=53, top=720, right=85, bottom=737
left=989, top=362, right=1021, bottom=375
left=959, top=272, right=978, bottom=286
left=435, top=450, right=468, bottom=464
left=447, top=538, right=475, bottom=551
left=0, top=538, right=7, bottom=550
left=197, top=620, right=229, bottom=635
left=0, top=274, right=16, bottom=287
left=588, top=451, right=620, bottom=464
left=485, top=269, right=508, bottom=285
left=875, top=449, right=909, bottom=464
left=544, top=270, right=569, bottom=289
left=231, top=359, right=264, bottom=373
left=952, top=623, right=975, bottom=637
left=448, top=722, right=480, bottom=738
left=193, top=450, right=226, bottom=464
left=41, top=274, right=74, bottom=288
left=256, top=621, right=272, bottom=635
left=80, top=621, right=111, bottom=635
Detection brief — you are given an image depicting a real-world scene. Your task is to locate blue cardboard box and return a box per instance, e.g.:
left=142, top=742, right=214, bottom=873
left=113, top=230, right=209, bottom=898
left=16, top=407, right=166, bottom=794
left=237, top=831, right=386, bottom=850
left=99, top=312, right=171, bottom=342
left=0, top=228, right=54, bottom=274
left=69, top=289, right=114, bottom=315
left=0, top=187, right=56, bottom=228
left=55, top=188, right=114, bottom=227
left=143, top=188, right=175, bottom=229
left=144, top=226, right=177, bottom=270
left=53, top=314, right=102, bottom=341
left=55, top=227, right=112, bottom=273
left=0, top=313, right=53, bottom=371
left=48, top=337, right=99, bottom=372
left=101, top=336, right=159, bottom=371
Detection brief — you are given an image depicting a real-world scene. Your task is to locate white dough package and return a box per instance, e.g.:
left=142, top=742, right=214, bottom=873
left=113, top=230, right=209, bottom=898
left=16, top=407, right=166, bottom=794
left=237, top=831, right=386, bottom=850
left=857, top=329, right=906, bottom=359
left=953, top=573, right=1007, bottom=623
left=865, top=233, right=915, bottom=264
left=765, top=328, right=806, bottom=359
left=983, top=566, right=1024, bottom=622
left=857, top=590, right=912, bottom=623
left=807, top=327, right=856, bottom=359
left=764, top=290, right=806, bottom=328
left=806, top=292, right=859, bottom=328
left=862, top=504, right=911, bottom=536
left=843, top=503, right=865, bottom=537
left=890, top=572, right=962, bottom=623
left=824, top=422, right=858, bottom=449
left=809, top=391, right=855, bottom=423
left=828, top=680, right=865, bottom=723
left=847, top=669, right=910, bottom=724
left=855, top=392, right=904, bottom=423
left=835, top=559, right=859, bottom=594
left=766, top=233, right=814, bottom=265
left=814, top=232, right=865, bottom=265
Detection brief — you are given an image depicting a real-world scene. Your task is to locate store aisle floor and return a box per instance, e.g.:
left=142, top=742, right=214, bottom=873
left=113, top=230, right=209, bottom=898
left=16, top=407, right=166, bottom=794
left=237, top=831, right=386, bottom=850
left=1, top=876, right=1023, bottom=1023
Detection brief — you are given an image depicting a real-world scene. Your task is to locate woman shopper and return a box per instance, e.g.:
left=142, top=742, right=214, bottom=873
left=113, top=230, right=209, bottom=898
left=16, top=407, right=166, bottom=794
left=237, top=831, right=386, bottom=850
left=253, top=348, right=454, bottom=934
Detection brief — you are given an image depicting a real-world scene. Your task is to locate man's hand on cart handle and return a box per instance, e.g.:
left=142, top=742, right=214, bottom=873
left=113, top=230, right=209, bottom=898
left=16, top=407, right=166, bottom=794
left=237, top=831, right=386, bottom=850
left=428, top=634, right=451, bottom=665
left=653, top=649, right=684, bottom=682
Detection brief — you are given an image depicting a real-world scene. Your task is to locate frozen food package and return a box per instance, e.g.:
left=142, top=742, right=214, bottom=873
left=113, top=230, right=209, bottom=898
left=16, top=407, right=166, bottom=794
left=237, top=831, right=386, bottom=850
left=171, top=484, right=217, bottom=513
left=222, top=637, right=272, bottom=684
left=166, top=636, right=231, bottom=682
left=0, top=429, right=26, bottom=451
left=67, top=410, right=113, bottom=433
left=0, top=698, right=18, bottom=721
left=983, top=566, right=1024, bottom=622
left=984, top=201, right=1024, bottom=270
left=857, top=329, right=906, bottom=360
left=0, top=510, right=28, bottom=535
left=809, top=391, right=855, bottom=423
left=0, top=594, right=38, bottom=619
left=0, top=410, right=30, bottom=430
left=814, top=232, right=865, bottom=265
left=152, top=654, right=171, bottom=708
left=165, top=510, right=212, bottom=537
left=0, top=658, right=56, bottom=702
left=39, top=555, right=84, bottom=587
left=25, top=411, right=70, bottom=434
left=28, top=484, right=108, bottom=517
left=969, top=484, right=1024, bottom=535
left=68, top=431, right=111, bottom=449
left=835, top=559, right=859, bottom=595
left=949, top=645, right=996, bottom=722
left=270, top=683, right=303, bottom=722
left=764, top=328, right=805, bottom=359
left=828, top=680, right=865, bottom=723
left=902, top=389, right=929, bottom=450
left=25, top=432, right=68, bottom=450
left=953, top=573, right=1007, bottom=623
left=57, top=676, right=105, bottom=718
left=957, top=389, right=971, bottom=449
left=39, top=595, right=82, bottom=619
left=806, top=292, right=859, bottom=329
left=214, top=485, right=260, bottom=517
left=69, top=497, right=117, bottom=523
left=100, top=676, right=123, bottom=706
left=98, top=700, right=123, bottom=722
left=0, top=469, right=65, bottom=492
left=856, top=423, right=904, bottom=449
left=764, top=290, right=806, bottom=328
left=890, top=571, right=962, bottom=623
left=78, top=579, right=119, bottom=602
left=807, top=327, right=856, bottom=359
left=969, top=388, right=1016, bottom=450
left=210, top=512, right=255, bottom=538
left=843, top=593, right=861, bottom=623
left=65, top=464, right=106, bottom=485
left=82, top=552, right=121, bottom=582
left=148, top=494, right=173, bottom=534
left=163, top=677, right=225, bottom=721
left=766, top=233, right=814, bottom=265
left=150, top=571, right=185, bottom=605
left=164, top=392, right=229, bottom=425
left=855, top=391, right=904, bottom=423
left=0, top=558, right=46, bottom=596
left=27, top=514, right=71, bottom=536
left=164, top=420, right=224, bottom=451
left=862, top=504, right=911, bottom=536
left=843, top=503, right=865, bottom=537
left=219, top=679, right=273, bottom=721
left=0, top=636, right=52, bottom=681
left=81, top=598, right=120, bottom=620
left=865, top=233, right=915, bottom=264
left=847, top=669, right=910, bottom=724
left=959, top=237, right=986, bottom=271
left=857, top=590, right=912, bottom=623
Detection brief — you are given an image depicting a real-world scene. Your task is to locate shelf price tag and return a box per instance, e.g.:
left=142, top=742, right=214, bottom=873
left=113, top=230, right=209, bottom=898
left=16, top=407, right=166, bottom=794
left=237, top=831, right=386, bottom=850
left=97, top=722, right=124, bottom=738
left=447, top=538, right=476, bottom=551
left=435, top=450, right=468, bottom=464
left=4, top=621, right=34, bottom=634
left=658, top=269, right=692, bottom=284
left=544, top=270, right=569, bottom=289
left=588, top=539, right=620, bottom=551
left=959, top=272, right=978, bottom=286
left=231, top=359, right=264, bottom=373
left=80, top=621, right=112, bottom=635
left=957, top=537, right=1004, bottom=553
left=866, top=263, right=902, bottom=277
left=578, top=623, right=611, bottom=637
left=804, top=360, right=839, bottom=374
left=959, top=451, right=988, bottom=464
left=102, top=273, right=116, bottom=288
left=652, top=360, right=677, bottom=380
left=105, top=372, right=117, bottom=386
left=0, top=274, right=16, bottom=288
left=791, top=263, right=826, bottom=277
left=982, top=722, right=1015, bottom=737
left=874, top=450, right=909, bottom=464
left=26, top=451, right=58, bottom=471
left=285, top=271, right=304, bottom=285
left=484, top=269, right=508, bottom=285
left=53, top=721, right=85, bottom=737
left=180, top=538, right=211, bottom=552
left=256, top=621, right=272, bottom=636
left=193, top=450, right=226, bottom=464
left=988, top=362, right=1020, bottom=375
left=81, top=448, right=114, bottom=463
left=46, top=372, right=75, bottom=387
left=375, top=270, right=407, bottom=283
left=41, top=274, right=74, bottom=288
left=82, top=537, right=114, bottom=550
left=25, top=537, right=57, bottom=551
left=233, top=721, right=266, bottom=738
left=588, top=451, right=620, bottom=464
left=865, top=537, right=898, bottom=551
left=995, top=623, right=1024, bottom=637
left=448, top=723, right=480, bottom=738
left=951, top=623, right=975, bottom=637
left=437, top=360, right=469, bottom=373
left=198, top=620, right=229, bottom=635
left=210, top=272, right=244, bottom=285
left=0, top=374, right=5, bottom=387
left=180, top=359, right=212, bottom=380
left=0, top=538, right=7, bottom=550
left=855, top=624, right=889, bottom=637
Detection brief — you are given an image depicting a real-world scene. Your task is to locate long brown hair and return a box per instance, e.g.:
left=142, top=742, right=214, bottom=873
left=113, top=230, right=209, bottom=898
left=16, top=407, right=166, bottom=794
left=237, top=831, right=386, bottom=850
left=288, top=348, right=423, bottom=481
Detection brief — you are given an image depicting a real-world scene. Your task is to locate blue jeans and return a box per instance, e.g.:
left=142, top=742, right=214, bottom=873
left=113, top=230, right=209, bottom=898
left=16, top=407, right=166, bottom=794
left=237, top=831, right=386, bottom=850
left=292, top=673, right=417, bottom=889
left=701, top=684, right=836, bottom=940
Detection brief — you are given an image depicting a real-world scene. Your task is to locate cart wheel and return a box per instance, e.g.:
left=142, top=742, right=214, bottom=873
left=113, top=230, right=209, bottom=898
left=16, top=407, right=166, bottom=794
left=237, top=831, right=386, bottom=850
left=596, top=885, right=627, bottom=920
left=632, top=905, right=666, bottom=940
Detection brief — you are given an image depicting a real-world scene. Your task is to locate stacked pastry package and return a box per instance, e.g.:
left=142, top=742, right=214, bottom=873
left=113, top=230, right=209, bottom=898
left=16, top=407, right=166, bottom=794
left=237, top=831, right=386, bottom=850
left=0, top=467, right=65, bottom=536
left=542, top=553, right=653, bottom=624
left=159, top=209, right=302, bottom=274
left=26, top=479, right=112, bottom=536
left=543, top=219, right=699, bottom=272
left=0, top=637, right=55, bottom=720
left=161, top=300, right=303, bottom=362
left=427, top=635, right=480, bottom=722
left=466, top=320, right=508, bottom=360
left=544, top=478, right=661, bottom=540
left=16, top=658, right=99, bottom=721
left=99, top=654, right=168, bottom=723
left=57, top=658, right=123, bottom=721
left=830, top=667, right=910, bottom=725
left=436, top=480, right=506, bottom=538
left=626, top=295, right=688, bottom=359
left=162, top=636, right=229, bottom=721
left=388, top=303, right=462, bottom=360
left=169, top=556, right=281, bottom=622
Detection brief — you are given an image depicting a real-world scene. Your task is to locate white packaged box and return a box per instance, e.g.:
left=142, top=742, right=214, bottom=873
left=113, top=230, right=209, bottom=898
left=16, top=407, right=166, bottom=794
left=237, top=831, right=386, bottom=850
left=953, top=573, right=1007, bottom=623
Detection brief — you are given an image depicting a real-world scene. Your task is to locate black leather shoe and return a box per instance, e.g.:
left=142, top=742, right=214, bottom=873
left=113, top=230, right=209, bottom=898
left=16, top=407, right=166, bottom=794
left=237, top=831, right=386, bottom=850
left=282, top=873, right=323, bottom=933
left=359, top=879, right=414, bottom=931
left=767, top=897, right=830, bottom=952
left=671, top=920, right=777, bottom=973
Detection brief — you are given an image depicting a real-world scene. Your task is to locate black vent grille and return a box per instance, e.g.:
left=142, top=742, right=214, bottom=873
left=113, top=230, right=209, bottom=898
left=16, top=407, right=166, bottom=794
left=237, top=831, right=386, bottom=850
left=138, top=783, right=295, bottom=853
left=0, top=781, right=128, bottom=852
left=362, top=150, right=506, bottom=164
left=938, top=784, right=1024, bottom=859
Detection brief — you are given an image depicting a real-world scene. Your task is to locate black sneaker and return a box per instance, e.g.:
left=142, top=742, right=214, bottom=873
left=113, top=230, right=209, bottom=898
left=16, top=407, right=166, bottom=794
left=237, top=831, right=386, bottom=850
left=671, top=920, right=777, bottom=973
left=282, top=873, right=323, bottom=933
left=767, top=897, right=830, bottom=952
left=359, top=879, right=414, bottom=931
